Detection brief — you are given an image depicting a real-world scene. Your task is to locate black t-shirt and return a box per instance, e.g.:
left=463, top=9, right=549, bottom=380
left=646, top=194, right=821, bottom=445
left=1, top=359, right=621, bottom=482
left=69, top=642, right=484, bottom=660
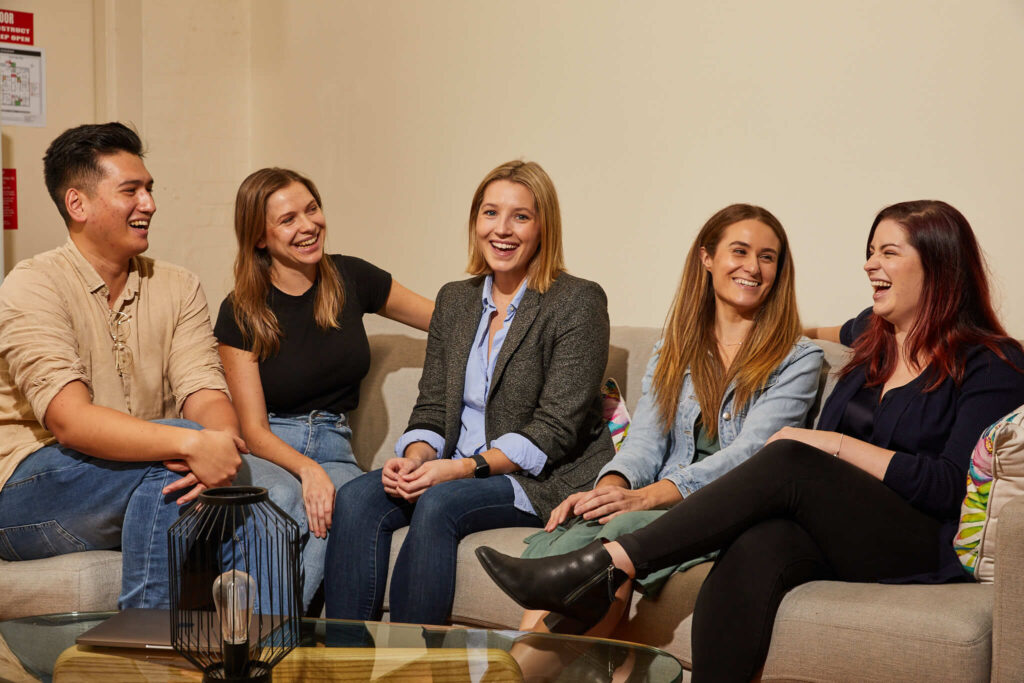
left=215, top=255, right=392, bottom=415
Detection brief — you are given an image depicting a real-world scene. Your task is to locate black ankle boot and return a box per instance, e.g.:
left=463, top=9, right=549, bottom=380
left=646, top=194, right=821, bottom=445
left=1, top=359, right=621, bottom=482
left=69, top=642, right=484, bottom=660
left=475, top=540, right=630, bottom=631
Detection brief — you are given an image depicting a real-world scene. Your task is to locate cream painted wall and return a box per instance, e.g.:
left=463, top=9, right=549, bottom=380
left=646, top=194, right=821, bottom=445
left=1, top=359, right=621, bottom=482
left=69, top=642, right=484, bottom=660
left=1, top=0, right=96, bottom=272
left=6, top=1, right=1024, bottom=337
left=1, top=0, right=249, bottom=316
left=248, top=0, right=1024, bottom=336
left=139, top=0, right=250, bottom=309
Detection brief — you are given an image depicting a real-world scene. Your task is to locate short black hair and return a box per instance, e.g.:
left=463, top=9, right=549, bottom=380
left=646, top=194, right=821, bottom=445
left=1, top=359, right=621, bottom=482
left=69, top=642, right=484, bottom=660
left=42, top=122, right=145, bottom=224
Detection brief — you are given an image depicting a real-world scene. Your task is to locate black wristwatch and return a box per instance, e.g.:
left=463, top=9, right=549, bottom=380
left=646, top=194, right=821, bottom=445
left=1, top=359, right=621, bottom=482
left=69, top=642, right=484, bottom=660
left=471, top=453, right=491, bottom=478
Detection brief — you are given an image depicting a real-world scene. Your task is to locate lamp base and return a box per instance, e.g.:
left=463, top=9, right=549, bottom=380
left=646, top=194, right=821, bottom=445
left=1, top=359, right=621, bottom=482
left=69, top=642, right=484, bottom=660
left=202, top=661, right=272, bottom=683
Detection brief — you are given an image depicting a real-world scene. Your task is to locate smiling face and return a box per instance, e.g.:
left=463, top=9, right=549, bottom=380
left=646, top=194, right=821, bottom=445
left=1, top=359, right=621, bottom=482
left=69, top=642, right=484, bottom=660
left=259, top=181, right=326, bottom=281
left=700, top=219, right=781, bottom=319
left=865, top=219, right=925, bottom=333
left=77, top=151, right=155, bottom=262
left=474, top=179, right=541, bottom=290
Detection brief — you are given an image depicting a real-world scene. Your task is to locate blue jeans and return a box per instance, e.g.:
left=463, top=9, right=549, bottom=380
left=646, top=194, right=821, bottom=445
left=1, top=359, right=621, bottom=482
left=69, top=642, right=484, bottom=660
left=0, top=419, right=199, bottom=609
left=243, top=411, right=362, bottom=612
left=324, top=470, right=542, bottom=625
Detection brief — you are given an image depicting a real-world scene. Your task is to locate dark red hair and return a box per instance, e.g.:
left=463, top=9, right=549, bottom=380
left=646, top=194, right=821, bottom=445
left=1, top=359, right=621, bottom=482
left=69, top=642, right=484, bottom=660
left=843, top=200, right=1021, bottom=389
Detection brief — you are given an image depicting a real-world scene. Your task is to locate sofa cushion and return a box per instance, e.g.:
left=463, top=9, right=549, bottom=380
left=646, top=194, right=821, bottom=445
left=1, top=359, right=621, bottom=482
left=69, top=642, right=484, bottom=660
left=674, top=580, right=993, bottom=682
left=0, top=551, right=120, bottom=619
left=955, top=406, right=1024, bottom=582
left=809, top=339, right=851, bottom=428
left=352, top=319, right=663, bottom=472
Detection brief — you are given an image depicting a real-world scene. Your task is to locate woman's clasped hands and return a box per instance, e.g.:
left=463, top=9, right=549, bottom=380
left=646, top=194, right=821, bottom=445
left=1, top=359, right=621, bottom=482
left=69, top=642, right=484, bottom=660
left=382, top=441, right=475, bottom=501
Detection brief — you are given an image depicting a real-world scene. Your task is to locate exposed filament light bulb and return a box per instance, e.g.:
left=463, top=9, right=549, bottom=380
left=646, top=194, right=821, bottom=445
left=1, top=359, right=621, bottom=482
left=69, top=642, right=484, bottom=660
left=213, top=569, right=256, bottom=644
left=212, top=569, right=256, bottom=679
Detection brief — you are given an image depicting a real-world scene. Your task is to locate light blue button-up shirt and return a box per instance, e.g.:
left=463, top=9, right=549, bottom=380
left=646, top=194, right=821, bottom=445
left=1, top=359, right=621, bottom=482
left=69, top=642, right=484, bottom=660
left=395, top=276, right=547, bottom=513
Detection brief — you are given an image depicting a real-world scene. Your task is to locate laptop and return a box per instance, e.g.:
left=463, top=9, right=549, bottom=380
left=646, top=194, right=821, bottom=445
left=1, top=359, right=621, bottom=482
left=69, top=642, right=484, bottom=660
left=76, top=608, right=174, bottom=650
left=76, top=608, right=287, bottom=651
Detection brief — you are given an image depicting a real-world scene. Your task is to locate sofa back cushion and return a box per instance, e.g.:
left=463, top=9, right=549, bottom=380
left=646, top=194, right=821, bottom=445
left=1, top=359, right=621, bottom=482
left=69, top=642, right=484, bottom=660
left=349, top=322, right=662, bottom=471
left=349, top=319, right=845, bottom=473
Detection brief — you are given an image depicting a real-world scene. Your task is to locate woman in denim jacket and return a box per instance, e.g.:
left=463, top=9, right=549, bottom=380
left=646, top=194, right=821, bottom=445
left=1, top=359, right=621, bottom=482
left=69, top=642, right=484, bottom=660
left=514, top=203, right=823, bottom=637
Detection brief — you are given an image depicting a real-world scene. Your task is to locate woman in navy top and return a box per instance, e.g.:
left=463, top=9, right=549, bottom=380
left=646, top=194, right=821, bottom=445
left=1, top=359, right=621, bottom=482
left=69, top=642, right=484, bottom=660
left=477, top=200, right=1024, bottom=681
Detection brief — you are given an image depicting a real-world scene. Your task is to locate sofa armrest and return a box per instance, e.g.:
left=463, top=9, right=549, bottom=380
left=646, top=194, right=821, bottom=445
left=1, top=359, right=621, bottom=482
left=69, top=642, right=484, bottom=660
left=992, top=495, right=1024, bottom=681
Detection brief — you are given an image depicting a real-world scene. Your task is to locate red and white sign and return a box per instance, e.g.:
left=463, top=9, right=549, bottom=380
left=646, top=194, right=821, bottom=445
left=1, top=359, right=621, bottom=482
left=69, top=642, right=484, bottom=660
left=0, top=9, right=32, bottom=45
left=3, top=169, right=16, bottom=230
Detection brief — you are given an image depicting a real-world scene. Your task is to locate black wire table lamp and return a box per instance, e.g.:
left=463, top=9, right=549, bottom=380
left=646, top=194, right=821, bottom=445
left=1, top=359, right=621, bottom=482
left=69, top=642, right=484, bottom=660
left=168, top=486, right=300, bottom=682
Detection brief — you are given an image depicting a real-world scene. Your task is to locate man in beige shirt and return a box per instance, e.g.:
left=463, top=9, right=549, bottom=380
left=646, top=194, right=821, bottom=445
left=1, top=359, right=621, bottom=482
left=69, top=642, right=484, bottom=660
left=0, top=122, right=251, bottom=609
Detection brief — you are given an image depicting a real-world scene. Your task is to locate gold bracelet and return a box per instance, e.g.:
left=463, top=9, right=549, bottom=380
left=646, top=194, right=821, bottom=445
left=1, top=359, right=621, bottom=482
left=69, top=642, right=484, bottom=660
left=834, top=434, right=845, bottom=457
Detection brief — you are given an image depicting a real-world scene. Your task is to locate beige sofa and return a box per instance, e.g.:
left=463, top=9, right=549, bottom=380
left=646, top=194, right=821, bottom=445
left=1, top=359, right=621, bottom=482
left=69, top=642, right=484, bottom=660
left=2, top=318, right=1023, bottom=681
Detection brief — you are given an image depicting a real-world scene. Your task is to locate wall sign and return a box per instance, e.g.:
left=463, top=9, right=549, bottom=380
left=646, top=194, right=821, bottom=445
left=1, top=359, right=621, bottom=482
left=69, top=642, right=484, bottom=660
left=0, top=45, right=44, bottom=126
left=0, top=9, right=32, bottom=45
left=3, top=168, right=15, bottom=230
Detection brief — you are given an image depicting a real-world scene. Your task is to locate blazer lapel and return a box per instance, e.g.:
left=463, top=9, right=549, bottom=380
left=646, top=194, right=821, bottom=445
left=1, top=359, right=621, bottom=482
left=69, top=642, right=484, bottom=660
left=489, top=288, right=540, bottom=402
left=443, top=283, right=483, bottom=452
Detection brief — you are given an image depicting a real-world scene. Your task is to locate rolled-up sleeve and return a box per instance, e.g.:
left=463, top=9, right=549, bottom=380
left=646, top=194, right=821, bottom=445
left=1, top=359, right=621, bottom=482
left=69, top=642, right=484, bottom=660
left=394, top=429, right=445, bottom=459
left=0, top=264, right=92, bottom=426
left=492, top=432, right=547, bottom=476
left=165, top=273, right=228, bottom=412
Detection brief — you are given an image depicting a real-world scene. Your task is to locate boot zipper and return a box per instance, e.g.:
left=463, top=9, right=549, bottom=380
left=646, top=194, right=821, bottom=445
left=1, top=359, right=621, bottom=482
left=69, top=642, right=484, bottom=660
left=565, top=564, right=612, bottom=604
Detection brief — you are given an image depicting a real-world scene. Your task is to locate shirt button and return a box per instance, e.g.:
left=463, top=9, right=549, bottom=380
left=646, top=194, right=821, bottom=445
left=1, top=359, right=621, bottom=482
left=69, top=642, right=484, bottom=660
left=722, top=412, right=732, bottom=421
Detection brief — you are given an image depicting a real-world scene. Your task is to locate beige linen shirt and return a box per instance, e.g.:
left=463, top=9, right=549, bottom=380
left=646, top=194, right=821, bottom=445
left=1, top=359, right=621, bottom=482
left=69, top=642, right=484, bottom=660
left=0, top=239, right=228, bottom=491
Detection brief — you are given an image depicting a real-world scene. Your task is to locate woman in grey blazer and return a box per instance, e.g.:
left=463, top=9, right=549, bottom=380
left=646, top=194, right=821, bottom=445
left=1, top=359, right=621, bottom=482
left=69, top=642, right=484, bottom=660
left=324, top=160, right=615, bottom=625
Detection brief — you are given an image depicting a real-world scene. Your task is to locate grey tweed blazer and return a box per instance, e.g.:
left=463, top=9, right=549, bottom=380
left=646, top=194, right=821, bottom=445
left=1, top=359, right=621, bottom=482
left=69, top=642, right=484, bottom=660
left=405, top=273, right=615, bottom=520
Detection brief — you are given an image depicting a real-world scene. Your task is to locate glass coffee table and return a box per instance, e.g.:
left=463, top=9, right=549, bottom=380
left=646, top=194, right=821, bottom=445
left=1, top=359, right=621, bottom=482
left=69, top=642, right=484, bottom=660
left=0, top=611, right=682, bottom=682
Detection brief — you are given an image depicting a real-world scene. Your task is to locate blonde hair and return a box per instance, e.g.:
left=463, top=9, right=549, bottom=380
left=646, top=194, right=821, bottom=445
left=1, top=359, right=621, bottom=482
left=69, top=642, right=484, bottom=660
left=466, top=160, right=565, bottom=293
left=229, top=167, right=345, bottom=360
left=653, top=204, right=802, bottom=439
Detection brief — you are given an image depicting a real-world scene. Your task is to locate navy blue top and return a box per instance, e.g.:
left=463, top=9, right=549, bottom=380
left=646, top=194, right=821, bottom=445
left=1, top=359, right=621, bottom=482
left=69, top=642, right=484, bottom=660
left=818, top=308, right=1024, bottom=582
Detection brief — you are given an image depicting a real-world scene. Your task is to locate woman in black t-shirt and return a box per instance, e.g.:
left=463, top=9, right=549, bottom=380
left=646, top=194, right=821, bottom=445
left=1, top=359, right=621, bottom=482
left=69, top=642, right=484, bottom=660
left=215, top=167, right=433, bottom=612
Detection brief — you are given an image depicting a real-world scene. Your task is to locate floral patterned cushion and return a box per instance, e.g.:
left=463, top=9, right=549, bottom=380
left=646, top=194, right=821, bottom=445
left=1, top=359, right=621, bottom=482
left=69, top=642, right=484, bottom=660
left=601, top=378, right=631, bottom=452
left=954, top=407, right=1024, bottom=582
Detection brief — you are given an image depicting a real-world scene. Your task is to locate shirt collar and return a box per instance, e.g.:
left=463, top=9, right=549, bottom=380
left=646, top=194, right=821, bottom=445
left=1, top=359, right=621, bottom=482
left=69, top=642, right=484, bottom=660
left=482, top=274, right=529, bottom=315
left=60, top=237, right=141, bottom=302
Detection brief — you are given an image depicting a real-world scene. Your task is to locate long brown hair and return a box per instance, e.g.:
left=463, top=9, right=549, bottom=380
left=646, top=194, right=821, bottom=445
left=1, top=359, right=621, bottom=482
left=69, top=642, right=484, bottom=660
left=466, top=160, right=565, bottom=293
left=653, top=204, right=801, bottom=438
left=229, top=167, right=345, bottom=360
left=842, top=200, right=1021, bottom=389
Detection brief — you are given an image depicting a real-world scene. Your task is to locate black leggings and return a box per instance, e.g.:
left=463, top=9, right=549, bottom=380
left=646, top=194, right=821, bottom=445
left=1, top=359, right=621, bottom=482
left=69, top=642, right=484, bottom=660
left=615, top=440, right=943, bottom=682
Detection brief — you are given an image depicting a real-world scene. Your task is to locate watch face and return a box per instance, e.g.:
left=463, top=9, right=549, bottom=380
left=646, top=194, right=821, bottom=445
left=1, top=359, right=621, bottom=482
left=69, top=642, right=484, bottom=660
left=473, top=454, right=490, bottom=478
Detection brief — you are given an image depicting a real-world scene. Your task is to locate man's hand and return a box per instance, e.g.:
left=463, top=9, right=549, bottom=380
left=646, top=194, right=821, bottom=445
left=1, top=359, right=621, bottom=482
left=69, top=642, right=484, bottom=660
left=396, top=459, right=471, bottom=501
left=180, top=428, right=243, bottom=487
left=300, top=462, right=336, bottom=539
left=160, top=460, right=206, bottom=504
left=162, top=430, right=245, bottom=504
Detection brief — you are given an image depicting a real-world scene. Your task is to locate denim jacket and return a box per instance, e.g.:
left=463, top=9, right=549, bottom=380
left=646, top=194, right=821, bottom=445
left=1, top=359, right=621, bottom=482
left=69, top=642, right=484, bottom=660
left=597, top=337, right=823, bottom=497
